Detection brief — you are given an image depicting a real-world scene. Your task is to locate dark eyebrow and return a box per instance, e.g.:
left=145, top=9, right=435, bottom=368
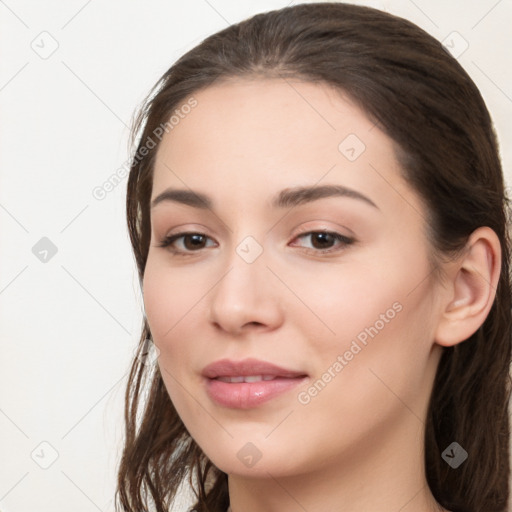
left=272, top=184, right=378, bottom=209
left=151, top=189, right=211, bottom=209
left=150, top=184, right=378, bottom=210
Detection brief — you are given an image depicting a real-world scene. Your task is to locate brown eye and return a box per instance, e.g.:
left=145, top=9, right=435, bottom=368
left=157, top=232, right=216, bottom=253
left=292, top=231, right=354, bottom=253
left=182, top=234, right=208, bottom=250
left=310, top=232, right=337, bottom=249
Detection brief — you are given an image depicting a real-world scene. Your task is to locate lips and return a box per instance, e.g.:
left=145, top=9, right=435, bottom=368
left=202, top=358, right=308, bottom=409
left=202, top=358, right=307, bottom=379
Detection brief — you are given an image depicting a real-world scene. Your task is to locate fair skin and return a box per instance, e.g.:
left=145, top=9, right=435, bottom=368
left=142, top=78, right=500, bottom=512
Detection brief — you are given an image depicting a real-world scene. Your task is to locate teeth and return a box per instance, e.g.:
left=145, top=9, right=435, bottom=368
left=217, top=375, right=276, bottom=383
left=245, top=375, right=264, bottom=383
left=217, top=376, right=244, bottom=383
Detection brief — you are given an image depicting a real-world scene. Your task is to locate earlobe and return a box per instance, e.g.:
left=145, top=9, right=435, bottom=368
left=435, top=227, right=501, bottom=347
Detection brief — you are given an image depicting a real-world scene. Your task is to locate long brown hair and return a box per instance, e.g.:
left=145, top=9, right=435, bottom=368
left=117, top=3, right=512, bottom=511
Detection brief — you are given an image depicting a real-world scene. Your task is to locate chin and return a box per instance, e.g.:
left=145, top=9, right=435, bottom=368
left=197, top=438, right=304, bottom=479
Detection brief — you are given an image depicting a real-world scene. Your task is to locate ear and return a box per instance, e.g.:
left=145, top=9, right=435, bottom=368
left=435, top=227, right=501, bottom=347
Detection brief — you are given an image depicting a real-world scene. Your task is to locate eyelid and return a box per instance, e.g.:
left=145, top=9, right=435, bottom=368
left=157, top=223, right=215, bottom=244
left=292, top=221, right=356, bottom=239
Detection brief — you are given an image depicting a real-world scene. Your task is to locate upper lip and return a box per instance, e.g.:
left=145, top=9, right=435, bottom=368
left=202, top=358, right=308, bottom=379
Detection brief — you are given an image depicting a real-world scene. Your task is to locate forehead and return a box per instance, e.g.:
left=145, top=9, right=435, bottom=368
left=156, top=77, right=377, bottom=165
left=151, top=78, right=420, bottom=218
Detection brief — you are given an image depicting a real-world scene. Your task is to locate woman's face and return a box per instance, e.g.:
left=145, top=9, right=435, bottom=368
left=143, top=78, right=446, bottom=477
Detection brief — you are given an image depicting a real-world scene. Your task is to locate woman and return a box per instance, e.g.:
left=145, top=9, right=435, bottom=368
left=117, top=3, right=511, bottom=511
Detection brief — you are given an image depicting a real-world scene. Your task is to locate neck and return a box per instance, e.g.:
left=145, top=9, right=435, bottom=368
left=227, top=411, right=447, bottom=512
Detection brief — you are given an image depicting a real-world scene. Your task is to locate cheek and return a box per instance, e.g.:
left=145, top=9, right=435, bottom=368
left=290, top=245, right=437, bottom=383
left=142, top=264, right=174, bottom=340
left=286, top=260, right=408, bottom=350
left=142, top=262, right=195, bottom=408
left=300, top=275, right=438, bottom=427
left=142, top=254, right=205, bottom=340
left=142, top=255, right=212, bottom=392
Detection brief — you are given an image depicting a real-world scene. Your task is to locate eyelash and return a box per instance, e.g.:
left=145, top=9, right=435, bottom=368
left=157, top=230, right=355, bottom=256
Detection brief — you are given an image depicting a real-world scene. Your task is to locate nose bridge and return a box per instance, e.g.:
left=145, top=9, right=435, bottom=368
left=208, top=233, right=283, bottom=332
left=216, top=234, right=268, bottom=304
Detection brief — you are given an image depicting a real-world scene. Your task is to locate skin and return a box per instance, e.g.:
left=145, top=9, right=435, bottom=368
left=142, top=78, right=500, bottom=512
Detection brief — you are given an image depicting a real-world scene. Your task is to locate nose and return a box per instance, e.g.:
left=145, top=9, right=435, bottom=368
left=208, top=245, right=285, bottom=336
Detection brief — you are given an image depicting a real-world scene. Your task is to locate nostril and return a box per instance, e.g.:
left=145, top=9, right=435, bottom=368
left=246, top=321, right=266, bottom=328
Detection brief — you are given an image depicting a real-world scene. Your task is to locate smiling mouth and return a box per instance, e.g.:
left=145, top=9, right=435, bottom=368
left=201, top=358, right=309, bottom=408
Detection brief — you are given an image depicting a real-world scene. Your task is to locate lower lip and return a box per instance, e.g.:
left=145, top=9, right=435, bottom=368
left=205, top=377, right=307, bottom=409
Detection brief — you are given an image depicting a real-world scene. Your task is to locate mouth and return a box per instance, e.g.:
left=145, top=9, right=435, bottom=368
left=202, top=358, right=309, bottom=409
left=215, top=375, right=284, bottom=383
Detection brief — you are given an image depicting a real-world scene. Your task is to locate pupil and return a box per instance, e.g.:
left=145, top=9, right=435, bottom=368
left=313, top=232, right=333, bottom=249
left=186, top=234, right=205, bottom=250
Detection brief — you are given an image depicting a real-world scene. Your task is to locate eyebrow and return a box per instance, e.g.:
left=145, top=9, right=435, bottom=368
left=150, top=184, right=378, bottom=210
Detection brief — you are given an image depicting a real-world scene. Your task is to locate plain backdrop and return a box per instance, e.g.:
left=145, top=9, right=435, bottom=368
left=1, top=1, right=511, bottom=511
